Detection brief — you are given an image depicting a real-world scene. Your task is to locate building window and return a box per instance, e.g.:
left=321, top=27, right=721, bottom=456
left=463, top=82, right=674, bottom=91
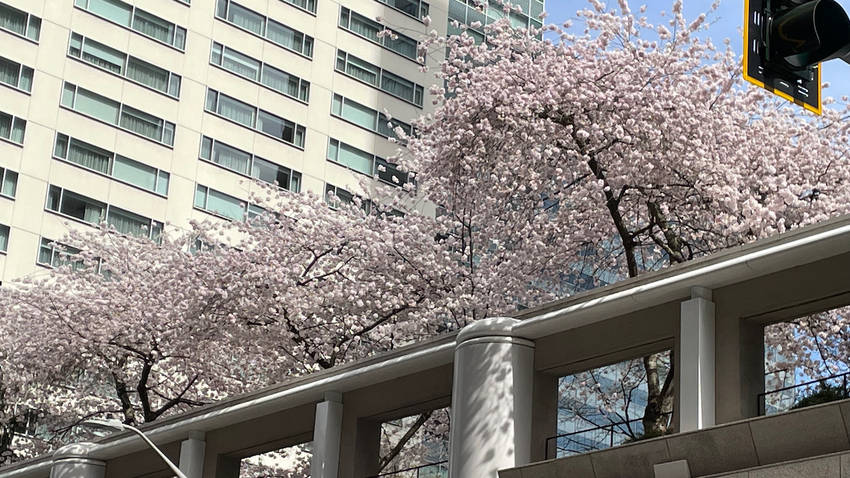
left=331, top=93, right=413, bottom=140
left=199, top=136, right=301, bottom=191
left=205, top=88, right=305, bottom=148
left=0, top=223, right=8, bottom=253
left=327, top=138, right=375, bottom=176
left=215, top=0, right=314, bottom=58
left=325, top=183, right=371, bottom=212
left=46, top=185, right=106, bottom=224
left=107, top=205, right=163, bottom=238
left=336, top=50, right=423, bottom=106
left=69, top=33, right=181, bottom=98
left=37, top=238, right=82, bottom=267
left=54, top=133, right=170, bottom=196
left=375, top=157, right=411, bottom=186
left=194, top=184, right=265, bottom=222
left=61, top=82, right=175, bottom=146
left=448, top=0, right=542, bottom=40
left=339, top=7, right=419, bottom=61
left=281, top=0, right=316, bottom=14
left=376, top=0, right=429, bottom=21
left=0, top=2, right=40, bottom=41
left=210, top=42, right=310, bottom=102
left=0, top=166, right=17, bottom=198
left=327, top=138, right=411, bottom=186
left=46, top=185, right=163, bottom=239
left=74, top=0, right=186, bottom=50
left=0, top=111, right=25, bottom=144
left=0, top=56, right=33, bottom=92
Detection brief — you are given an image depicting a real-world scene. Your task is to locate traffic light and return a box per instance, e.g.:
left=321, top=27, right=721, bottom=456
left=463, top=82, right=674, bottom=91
left=744, top=0, right=850, bottom=115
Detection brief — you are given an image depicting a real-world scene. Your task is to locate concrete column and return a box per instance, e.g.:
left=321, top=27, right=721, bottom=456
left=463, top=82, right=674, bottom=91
left=530, top=371, right=558, bottom=462
left=50, top=442, right=105, bottom=478
left=179, top=431, right=206, bottom=478
left=312, top=391, right=344, bottom=478
left=679, top=287, right=716, bottom=432
left=448, top=317, right=535, bottom=478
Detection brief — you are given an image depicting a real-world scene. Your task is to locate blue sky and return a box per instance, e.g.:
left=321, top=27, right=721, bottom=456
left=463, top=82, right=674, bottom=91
left=542, top=0, right=850, bottom=109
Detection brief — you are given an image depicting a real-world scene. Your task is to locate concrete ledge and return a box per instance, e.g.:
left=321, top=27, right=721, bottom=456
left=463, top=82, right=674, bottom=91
left=500, top=398, right=850, bottom=478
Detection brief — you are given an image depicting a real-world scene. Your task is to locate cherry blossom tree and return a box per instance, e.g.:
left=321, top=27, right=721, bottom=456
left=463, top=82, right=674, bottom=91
left=401, top=0, right=850, bottom=435
left=2, top=0, right=850, bottom=468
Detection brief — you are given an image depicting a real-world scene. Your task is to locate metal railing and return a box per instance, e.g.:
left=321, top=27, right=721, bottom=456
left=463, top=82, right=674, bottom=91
left=369, top=460, right=448, bottom=478
left=545, top=413, right=672, bottom=460
left=758, top=371, right=850, bottom=416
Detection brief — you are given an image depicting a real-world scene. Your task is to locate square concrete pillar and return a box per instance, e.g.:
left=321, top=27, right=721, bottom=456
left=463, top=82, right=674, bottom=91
left=178, top=431, right=206, bottom=478
left=312, top=392, right=344, bottom=478
left=680, top=287, right=715, bottom=432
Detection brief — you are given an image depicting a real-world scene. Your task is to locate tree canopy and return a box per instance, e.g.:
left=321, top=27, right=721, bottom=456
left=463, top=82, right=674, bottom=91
left=1, top=0, right=849, bottom=468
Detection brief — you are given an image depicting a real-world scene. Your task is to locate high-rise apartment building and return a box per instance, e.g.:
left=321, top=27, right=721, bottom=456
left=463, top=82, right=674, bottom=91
left=0, top=0, right=543, bottom=283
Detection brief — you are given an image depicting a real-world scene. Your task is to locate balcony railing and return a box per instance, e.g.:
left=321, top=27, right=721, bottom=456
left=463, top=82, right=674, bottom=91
left=545, top=413, right=673, bottom=459
left=758, top=371, right=850, bottom=415
left=369, top=460, right=448, bottom=478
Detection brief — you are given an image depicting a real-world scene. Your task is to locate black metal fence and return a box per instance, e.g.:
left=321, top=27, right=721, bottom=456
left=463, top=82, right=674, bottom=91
left=369, top=460, right=448, bottom=478
left=544, top=413, right=672, bottom=460
left=758, top=371, right=850, bottom=415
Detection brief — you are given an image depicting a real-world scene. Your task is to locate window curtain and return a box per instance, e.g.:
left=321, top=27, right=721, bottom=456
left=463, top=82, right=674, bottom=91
left=108, top=208, right=149, bottom=237
left=294, top=126, right=304, bottom=147
left=68, top=141, right=110, bottom=173
left=381, top=71, right=414, bottom=101
left=257, top=112, right=294, bottom=142
left=268, top=22, right=298, bottom=51
left=212, top=143, right=250, bottom=175
left=228, top=4, right=264, bottom=36
left=349, top=14, right=380, bottom=42
left=223, top=48, right=260, bottom=80
left=132, top=10, right=173, bottom=44
left=260, top=66, right=284, bottom=93
left=84, top=204, right=103, bottom=223
left=386, top=35, right=417, bottom=59
left=0, top=58, right=19, bottom=87
left=1, top=170, right=16, bottom=197
left=167, top=76, right=181, bottom=97
left=10, top=118, right=25, bottom=143
left=218, top=96, right=255, bottom=127
left=261, top=65, right=295, bottom=96
left=127, top=58, right=168, bottom=92
left=346, top=57, right=379, bottom=85
left=0, top=113, right=11, bottom=140
left=25, top=16, right=39, bottom=41
left=120, top=106, right=162, bottom=140
left=252, top=157, right=291, bottom=189
left=82, top=40, right=124, bottom=74
left=38, top=240, right=53, bottom=264
left=65, top=196, right=104, bottom=223
left=0, top=225, right=9, bottom=252
left=0, top=5, right=27, bottom=35
left=18, top=67, right=31, bottom=92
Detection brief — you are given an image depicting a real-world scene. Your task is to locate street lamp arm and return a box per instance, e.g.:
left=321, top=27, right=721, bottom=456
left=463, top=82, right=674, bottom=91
left=117, top=424, right=189, bottom=478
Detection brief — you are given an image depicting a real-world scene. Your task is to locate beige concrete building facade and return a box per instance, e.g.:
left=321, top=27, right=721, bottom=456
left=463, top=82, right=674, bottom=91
left=0, top=0, right=542, bottom=282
